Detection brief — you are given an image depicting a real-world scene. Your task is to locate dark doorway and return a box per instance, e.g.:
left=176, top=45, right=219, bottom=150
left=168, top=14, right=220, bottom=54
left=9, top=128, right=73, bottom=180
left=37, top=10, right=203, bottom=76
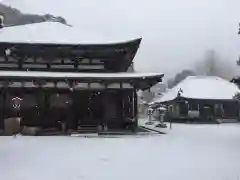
left=72, top=90, right=104, bottom=128
left=20, top=93, right=40, bottom=126
left=48, top=92, right=72, bottom=129
left=0, top=89, right=136, bottom=131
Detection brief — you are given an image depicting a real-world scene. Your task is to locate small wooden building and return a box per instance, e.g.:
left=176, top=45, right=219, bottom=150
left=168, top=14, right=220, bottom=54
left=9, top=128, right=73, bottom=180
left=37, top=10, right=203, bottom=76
left=0, top=21, right=163, bottom=132
left=151, top=76, right=240, bottom=123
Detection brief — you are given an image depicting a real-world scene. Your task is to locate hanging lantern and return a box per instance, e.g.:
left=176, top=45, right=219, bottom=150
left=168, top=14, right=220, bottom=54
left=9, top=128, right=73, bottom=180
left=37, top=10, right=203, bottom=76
left=69, top=87, right=74, bottom=92
left=11, top=97, right=23, bottom=110
left=5, top=48, right=11, bottom=56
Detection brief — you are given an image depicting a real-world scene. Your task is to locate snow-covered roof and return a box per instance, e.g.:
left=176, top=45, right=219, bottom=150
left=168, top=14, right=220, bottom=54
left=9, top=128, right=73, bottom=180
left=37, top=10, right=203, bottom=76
left=0, top=21, right=139, bottom=45
left=157, top=107, right=166, bottom=111
left=0, top=70, right=163, bottom=79
left=153, top=76, right=240, bottom=103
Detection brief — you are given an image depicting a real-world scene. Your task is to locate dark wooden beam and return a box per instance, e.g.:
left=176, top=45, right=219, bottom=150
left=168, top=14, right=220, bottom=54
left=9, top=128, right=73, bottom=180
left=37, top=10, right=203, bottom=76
left=0, top=67, right=105, bottom=73
left=0, top=38, right=141, bottom=71
left=0, top=60, right=104, bottom=66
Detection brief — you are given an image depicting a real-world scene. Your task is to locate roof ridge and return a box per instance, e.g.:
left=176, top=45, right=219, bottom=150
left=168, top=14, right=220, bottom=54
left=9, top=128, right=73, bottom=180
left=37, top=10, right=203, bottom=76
left=185, top=75, right=232, bottom=82
left=2, top=21, right=71, bottom=29
left=187, top=75, right=220, bottom=78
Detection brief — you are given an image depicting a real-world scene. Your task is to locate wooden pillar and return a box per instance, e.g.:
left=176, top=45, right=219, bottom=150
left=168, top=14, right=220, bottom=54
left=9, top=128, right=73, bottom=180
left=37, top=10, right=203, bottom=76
left=42, top=90, right=50, bottom=128
left=2, top=88, right=6, bottom=129
left=0, top=88, right=5, bottom=130
left=102, top=91, right=106, bottom=126
left=71, top=91, right=77, bottom=129
left=70, top=89, right=77, bottom=130
left=133, top=90, right=138, bottom=128
left=121, top=91, right=125, bottom=122
left=18, top=57, right=23, bottom=70
left=36, top=88, right=46, bottom=127
left=34, top=89, right=40, bottom=127
left=102, top=83, right=108, bottom=126
left=132, top=90, right=135, bottom=119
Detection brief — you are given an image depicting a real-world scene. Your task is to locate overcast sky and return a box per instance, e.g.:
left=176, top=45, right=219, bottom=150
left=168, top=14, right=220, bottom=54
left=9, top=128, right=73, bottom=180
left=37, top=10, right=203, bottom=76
left=2, top=0, right=240, bottom=79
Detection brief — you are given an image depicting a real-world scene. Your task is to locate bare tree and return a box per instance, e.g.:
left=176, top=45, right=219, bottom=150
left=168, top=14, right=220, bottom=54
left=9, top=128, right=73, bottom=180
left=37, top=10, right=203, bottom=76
left=167, top=69, right=196, bottom=88
left=194, top=50, right=234, bottom=80
left=231, top=24, right=240, bottom=87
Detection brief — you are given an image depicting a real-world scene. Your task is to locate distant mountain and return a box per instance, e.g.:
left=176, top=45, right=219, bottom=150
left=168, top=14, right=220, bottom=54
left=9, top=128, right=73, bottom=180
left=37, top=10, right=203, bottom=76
left=0, top=3, right=68, bottom=27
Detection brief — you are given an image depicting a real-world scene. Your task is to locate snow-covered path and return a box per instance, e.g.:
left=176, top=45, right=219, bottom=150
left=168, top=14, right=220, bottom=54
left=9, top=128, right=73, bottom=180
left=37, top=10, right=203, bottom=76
left=1, top=123, right=240, bottom=180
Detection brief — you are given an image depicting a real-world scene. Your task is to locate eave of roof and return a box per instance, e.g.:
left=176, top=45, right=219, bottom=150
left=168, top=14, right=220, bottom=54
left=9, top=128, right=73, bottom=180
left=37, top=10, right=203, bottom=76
left=0, top=70, right=162, bottom=80
left=0, top=71, right=164, bottom=90
left=0, top=21, right=142, bottom=71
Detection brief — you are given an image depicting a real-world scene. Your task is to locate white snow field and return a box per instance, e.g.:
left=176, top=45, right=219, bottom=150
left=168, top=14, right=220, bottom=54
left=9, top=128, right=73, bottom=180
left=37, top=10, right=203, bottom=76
left=1, top=123, right=240, bottom=180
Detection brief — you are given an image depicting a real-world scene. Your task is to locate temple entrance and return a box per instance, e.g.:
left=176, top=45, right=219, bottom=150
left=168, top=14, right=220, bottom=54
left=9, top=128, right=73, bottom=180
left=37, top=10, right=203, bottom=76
left=46, top=90, right=135, bottom=131
left=48, top=92, right=72, bottom=130
left=72, top=90, right=129, bottom=130
left=0, top=88, right=137, bottom=132
left=72, top=91, right=104, bottom=129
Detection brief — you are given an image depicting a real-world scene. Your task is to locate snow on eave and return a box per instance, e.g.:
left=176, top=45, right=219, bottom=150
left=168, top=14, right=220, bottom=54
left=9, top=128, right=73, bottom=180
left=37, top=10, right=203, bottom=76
left=0, top=70, right=164, bottom=79
left=0, top=21, right=142, bottom=45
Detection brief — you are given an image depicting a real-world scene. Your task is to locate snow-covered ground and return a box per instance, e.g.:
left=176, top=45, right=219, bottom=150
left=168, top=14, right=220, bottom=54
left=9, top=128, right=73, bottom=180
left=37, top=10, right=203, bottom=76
left=1, top=123, right=240, bottom=180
